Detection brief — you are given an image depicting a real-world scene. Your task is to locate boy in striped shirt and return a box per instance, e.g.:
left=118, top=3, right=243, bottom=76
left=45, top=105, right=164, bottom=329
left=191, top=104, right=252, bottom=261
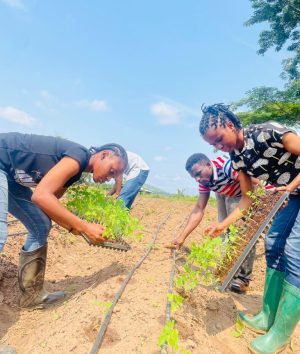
left=173, top=153, right=255, bottom=294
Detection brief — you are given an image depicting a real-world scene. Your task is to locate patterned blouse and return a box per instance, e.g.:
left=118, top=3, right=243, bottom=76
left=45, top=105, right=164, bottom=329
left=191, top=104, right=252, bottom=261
left=229, top=122, right=300, bottom=187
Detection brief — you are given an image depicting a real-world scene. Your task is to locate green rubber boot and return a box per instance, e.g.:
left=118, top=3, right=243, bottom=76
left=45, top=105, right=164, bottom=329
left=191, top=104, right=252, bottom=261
left=239, top=268, right=284, bottom=333
left=249, top=280, right=300, bottom=354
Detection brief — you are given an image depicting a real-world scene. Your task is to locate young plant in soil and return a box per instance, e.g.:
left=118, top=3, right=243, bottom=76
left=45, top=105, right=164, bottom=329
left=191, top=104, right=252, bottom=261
left=176, top=188, right=284, bottom=289
left=158, top=319, right=190, bottom=354
left=65, top=185, right=143, bottom=241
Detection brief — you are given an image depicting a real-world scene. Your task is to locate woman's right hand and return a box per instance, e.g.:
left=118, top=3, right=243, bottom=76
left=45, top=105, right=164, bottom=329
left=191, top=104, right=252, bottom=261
left=72, top=223, right=106, bottom=245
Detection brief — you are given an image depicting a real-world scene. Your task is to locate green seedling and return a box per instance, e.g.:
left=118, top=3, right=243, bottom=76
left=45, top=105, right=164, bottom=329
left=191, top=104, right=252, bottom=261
left=40, top=341, right=47, bottom=348
left=52, top=312, right=61, bottom=321
left=91, top=299, right=112, bottom=312
left=158, top=320, right=179, bottom=351
left=158, top=320, right=190, bottom=354
left=66, top=185, right=143, bottom=241
left=176, top=187, right=267, bottom=291
left=167, top=293, right=184, bottom=313
left=231, top=317, right=245, bottom=338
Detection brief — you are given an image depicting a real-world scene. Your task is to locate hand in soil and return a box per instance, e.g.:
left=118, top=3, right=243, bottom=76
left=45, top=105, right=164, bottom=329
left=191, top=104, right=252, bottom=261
left=80, top=223, right=106, bottom=245
left=172, top=236, right=186, bottom=250
left=205, top=223, right=226, bottom=238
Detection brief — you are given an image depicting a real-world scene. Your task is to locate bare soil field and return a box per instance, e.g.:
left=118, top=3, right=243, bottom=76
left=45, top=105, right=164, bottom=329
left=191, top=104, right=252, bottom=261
left=0, top=195, right=299, bottom=354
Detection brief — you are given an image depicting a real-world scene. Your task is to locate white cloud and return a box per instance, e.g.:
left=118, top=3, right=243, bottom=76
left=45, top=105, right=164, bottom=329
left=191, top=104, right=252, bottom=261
left=1, top=0, right=24, bottom=9
left=0, top=106, right=36, bottom=126
left=77, top=99, right=108, bottom=112
left=153, top=155, right=167, bottom=162
left=150, top=101, right=180, bottom=125
left=150, top=99, right=202, bottom=126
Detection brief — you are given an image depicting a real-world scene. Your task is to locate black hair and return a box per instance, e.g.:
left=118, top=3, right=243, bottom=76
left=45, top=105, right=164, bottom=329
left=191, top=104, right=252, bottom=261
left=89, top=143, right=128, bottom=168
left=199, top=103, right=242, bottom=136
left=185, top=153, right=210, bottom=173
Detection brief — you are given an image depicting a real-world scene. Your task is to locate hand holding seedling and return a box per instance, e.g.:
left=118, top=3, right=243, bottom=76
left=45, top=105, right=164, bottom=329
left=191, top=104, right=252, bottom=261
left=80, top=223, right=106, bottom=245
left=204, top=223, right=226, bottom=238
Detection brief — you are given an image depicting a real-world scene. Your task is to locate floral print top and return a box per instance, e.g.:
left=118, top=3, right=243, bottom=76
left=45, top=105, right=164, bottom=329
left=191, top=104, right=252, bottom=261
left=229, top=122, right=300, bottom=187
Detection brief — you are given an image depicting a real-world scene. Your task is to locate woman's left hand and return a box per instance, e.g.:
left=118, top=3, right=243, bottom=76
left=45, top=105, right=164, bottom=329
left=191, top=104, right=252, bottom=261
left=275, top=184, right=294, bottom=193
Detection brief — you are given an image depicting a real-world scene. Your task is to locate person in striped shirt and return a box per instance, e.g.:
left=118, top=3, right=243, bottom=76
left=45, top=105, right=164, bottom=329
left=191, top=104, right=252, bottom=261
left=173, top=153, right=255, bottom=294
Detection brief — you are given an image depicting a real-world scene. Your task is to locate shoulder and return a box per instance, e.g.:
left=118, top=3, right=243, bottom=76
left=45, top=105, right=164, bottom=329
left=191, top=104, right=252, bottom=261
left=57, top=138, right=90, bottom=169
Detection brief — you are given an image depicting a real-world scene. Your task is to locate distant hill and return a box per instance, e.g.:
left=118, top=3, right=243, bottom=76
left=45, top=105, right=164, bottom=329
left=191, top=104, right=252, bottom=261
left=141, top=184, right=170, bottom=195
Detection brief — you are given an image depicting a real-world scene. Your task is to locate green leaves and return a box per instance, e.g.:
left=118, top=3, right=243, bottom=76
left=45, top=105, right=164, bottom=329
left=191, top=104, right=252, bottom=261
left=246, top=0, right=300, bottom=80
left=158, top=320, right=179, bottom=350
left=91, top=299, right=112, bottom=312
left=66, top=185, right=143, bottom=240
left=167, top=293, right=184, bottom=313
left=158, top=319, right=190, bottom=354
left=176, top=188, right=267, bottom=291
left=231, top=317, right=245, bottom=338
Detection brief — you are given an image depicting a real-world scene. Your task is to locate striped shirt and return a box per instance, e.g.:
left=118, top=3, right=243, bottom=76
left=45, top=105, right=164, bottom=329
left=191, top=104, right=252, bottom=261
left=198, top=156, right=241, bottom=197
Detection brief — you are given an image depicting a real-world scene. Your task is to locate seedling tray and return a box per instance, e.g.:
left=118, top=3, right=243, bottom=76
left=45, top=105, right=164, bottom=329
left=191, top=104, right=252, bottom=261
left=81, top=233, right=131, bottom=252
left=219, top=191, right=289, bottom=292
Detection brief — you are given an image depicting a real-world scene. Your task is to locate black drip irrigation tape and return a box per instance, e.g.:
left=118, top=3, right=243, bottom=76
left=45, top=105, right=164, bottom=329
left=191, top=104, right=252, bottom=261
left=7, top=219, right=19, bottom=226
left=89, top=212, right=171, bottom=354
left=161, top=216, right=188, bottom=354
left=8, top=231, right=27, bottom=237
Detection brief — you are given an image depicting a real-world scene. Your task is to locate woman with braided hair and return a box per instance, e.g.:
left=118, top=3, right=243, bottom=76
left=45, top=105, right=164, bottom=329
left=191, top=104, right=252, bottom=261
left=0, top=133, right=128, bottom=311
left=199, top=104, right=300, bottom=354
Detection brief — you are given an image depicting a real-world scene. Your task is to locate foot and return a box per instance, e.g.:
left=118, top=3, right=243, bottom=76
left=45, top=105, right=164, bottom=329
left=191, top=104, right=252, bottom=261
left=230, top=278, right=249, bottom=294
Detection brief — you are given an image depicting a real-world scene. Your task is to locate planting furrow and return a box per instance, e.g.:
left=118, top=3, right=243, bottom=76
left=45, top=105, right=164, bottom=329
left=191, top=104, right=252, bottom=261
left=160, top=217, right=188, bottom=354
left=89, top=213, right=171, bottom=354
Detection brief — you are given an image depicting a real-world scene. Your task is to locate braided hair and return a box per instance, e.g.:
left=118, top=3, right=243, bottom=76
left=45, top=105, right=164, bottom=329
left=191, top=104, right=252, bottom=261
left=199, top=103, right=242, bottom=136
left=89, top=143, right=128, bottom=169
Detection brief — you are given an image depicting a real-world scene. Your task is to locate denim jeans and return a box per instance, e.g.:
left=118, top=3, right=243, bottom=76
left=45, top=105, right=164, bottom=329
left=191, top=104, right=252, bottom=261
left=0, top=169, right=51, bottom=252
left=216, top=193, right=256, bottom=282
left=265, top=195, right=300, bottom=289
left=117, top=170, right=149, bottom=209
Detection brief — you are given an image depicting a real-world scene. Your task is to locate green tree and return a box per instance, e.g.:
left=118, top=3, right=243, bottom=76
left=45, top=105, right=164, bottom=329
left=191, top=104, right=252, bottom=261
left=247, top=0, right=300, bottom=80
left=233, top=80, right=300, bottom=126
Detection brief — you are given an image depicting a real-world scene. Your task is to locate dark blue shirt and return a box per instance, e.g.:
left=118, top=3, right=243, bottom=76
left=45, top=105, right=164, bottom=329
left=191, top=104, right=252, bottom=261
left=0, top=133, right=90, bottom=187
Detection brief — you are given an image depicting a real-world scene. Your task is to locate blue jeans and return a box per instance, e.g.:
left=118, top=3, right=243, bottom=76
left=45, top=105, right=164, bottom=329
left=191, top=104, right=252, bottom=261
left=117, top=170, right=149, bottom=209
left=265, top=195, right=300, bottom=289
left=0, top=169, right=51, bottom=252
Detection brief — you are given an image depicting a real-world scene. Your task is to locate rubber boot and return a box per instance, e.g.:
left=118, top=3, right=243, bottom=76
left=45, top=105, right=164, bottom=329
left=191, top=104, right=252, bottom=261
left=0, top=344, right=16, bottom=354
left=18, top=244, right=65, bottom=308
left=250, top=280, right=300, bottom=354
left=239, top=268, right=284, bottom=333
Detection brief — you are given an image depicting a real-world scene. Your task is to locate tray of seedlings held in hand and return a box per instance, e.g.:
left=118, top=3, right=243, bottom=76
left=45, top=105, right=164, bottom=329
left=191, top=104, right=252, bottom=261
left=218, top=190, right=289, bottom=292
left=81, top=232, right=131, bottom=252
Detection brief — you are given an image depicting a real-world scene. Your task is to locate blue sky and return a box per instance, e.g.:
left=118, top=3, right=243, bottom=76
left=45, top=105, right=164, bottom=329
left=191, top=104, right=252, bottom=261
left=0, top=0, right=287, bottom=193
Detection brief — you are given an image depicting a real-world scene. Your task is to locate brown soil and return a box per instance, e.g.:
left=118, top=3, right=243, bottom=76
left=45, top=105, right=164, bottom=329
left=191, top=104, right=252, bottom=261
left=0, top=196, right=299, bottom=354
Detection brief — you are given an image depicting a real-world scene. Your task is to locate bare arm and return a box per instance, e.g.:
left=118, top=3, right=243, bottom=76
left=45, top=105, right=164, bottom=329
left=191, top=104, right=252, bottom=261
left=108, top=174, right=123, bottom=196
left=173, top=193, right=210, bottom=248
left=32, top=157, right=105, bottom=244
left=277, top=132, right=300, bottom=192
left=205, top=171, right=254, bottom=237
left=54, top=187, right=67, bottom=199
